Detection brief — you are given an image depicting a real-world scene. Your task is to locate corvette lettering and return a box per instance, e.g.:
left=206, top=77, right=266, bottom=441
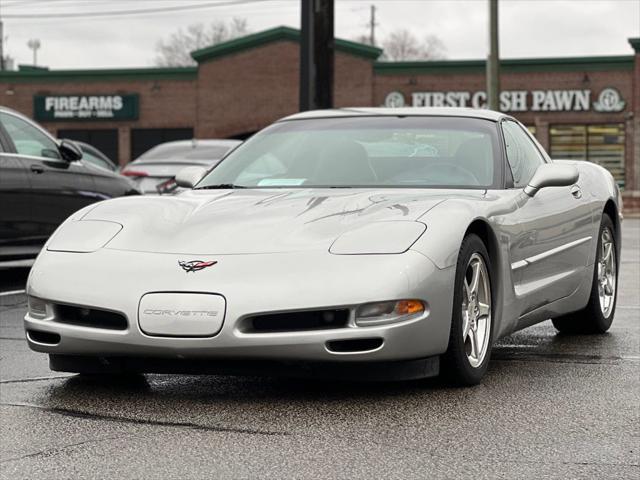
left=178, top=260, right=217, bottom=273
left=143, top=309, right=218, bottom=317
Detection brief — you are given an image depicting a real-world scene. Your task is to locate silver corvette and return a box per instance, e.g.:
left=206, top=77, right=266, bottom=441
left=24, top=108, right=622, bottom=385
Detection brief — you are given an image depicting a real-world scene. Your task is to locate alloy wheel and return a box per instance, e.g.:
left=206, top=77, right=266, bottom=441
left=461, top=253, right=492, bottom=368
left=598, top=227, right=616, bottom=318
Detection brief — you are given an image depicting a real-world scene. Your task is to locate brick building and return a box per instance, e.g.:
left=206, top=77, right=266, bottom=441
left=1, top=27, right=638, bottom=209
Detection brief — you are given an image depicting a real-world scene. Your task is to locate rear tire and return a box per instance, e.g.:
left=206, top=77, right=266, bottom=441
left=552, top=213, right=618, bottom=334
left=441, top=234, right=494, bottom=386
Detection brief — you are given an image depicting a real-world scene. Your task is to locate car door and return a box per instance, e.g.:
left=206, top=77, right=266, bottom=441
left=0, top=129, right=36, bottom=258
left=0, top=111, right=96, bottom=244
left=502, top=119, right=593, bottom=316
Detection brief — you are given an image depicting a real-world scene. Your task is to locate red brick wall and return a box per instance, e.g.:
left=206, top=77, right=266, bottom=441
left=0, top=78, right=197, bottom=165
left=334, top=53, right=375, bottom=107
left=194, top=40, right=375, bottom=138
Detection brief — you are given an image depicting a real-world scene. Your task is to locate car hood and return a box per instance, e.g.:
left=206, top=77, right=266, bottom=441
left=81, top=188, right=481, bottom=254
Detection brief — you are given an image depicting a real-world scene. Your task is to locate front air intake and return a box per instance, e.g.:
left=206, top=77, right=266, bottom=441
left=54, top=304, right=128, bottom=330
left=27, top=330, right=61, bottom=345
left=242, top=309, right=350, bottom=333
left=326, top=338, right=383, bottom=353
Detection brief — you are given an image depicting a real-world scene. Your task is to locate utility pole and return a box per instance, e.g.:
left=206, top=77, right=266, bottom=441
left=299, top=0, right=334, bottom=111
left=369, top=5, right=376, bottom=46
left=486, top=0, right=500, bottom=110
left=0, top=0, right=5, bottom=71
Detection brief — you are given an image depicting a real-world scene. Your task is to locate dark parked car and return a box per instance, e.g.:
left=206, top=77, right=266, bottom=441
left=121, top=139, right=241, bottom=194
left=0, top=107, right=139, bottom=265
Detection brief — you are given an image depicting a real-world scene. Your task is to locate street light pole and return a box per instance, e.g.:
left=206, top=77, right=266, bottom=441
left=486, top=0, right=500, bottom=111
left=27, top=38, right=41, bottom=66
left=299, top=0, right=334, bottom=111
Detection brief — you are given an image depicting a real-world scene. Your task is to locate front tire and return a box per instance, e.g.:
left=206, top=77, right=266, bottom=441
left=552, top=213, right=618, bottom=334
left=441, top=234, right=494, bottom=386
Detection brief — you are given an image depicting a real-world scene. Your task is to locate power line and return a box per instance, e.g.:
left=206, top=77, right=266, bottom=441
left=3, top=0, right=211, bottom=12
left=2, top=0, right=271, bottom=19
left=2, top=0, right=228, bottom=6
left=2, top=0, right=98, bottom=7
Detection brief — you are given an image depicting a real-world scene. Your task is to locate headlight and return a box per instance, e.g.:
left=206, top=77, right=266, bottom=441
left=330, top=221, right=426, bottom=255
left=27, top=296, right=48, bottom=319
left=47, top=220, right=122, bottom=253
left=356, top=299, right=427, bottom=326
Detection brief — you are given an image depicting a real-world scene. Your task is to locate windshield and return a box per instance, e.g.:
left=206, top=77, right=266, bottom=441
left=138, top=143, right=234, bottom=161
left=197, top=116, right=501, bottom=189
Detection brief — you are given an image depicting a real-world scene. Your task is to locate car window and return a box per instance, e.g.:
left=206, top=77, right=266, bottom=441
left=199, top=117, right=500, bottom=189
left=502, top=120, right=544, bottom=188
left=82, top=148, right=115, bottom=171
left=0, top=112, right=61, bottom=160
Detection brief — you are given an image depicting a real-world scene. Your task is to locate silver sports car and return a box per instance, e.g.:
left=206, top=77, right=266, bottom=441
left=24, top=108, right=622, bottom=385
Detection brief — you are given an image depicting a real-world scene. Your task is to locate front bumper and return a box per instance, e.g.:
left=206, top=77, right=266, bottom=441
left=48, top=354, right=441, bottom=381
left=25, top=248, right=455, bottom=366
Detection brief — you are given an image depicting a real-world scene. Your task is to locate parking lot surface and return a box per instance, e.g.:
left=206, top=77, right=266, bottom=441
left=1, top=220, right=638, bottom=479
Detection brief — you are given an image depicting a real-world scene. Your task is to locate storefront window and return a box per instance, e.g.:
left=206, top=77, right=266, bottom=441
left=550, top=124, right=625, bottom=188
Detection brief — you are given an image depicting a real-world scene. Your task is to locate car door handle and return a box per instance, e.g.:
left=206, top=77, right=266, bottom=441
left=570, top=185, right=582, bottom=199
left=30, top=164, right=44, bottom=174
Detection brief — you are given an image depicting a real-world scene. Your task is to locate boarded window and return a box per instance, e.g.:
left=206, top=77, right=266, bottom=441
left=130, top=128, right=193, bottom=161
left=58, top=129, right=118, bottom=165
left=550, top=124, right=625, bottom=188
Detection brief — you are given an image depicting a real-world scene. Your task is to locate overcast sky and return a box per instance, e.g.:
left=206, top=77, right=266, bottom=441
left=3, top=0, right=639, bottom=69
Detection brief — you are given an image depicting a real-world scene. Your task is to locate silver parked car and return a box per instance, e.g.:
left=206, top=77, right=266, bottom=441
left=121, top=139, right=241, bottom=194
left=24, top=108, right=622, bottom=385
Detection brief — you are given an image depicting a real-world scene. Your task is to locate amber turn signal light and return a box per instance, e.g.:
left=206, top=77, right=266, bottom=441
left=395, top=300, right=424, bottom=315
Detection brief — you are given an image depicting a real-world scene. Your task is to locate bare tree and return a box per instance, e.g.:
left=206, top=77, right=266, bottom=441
left=380, top=29, right=446, bottom=61
left=352, top=34, right=374, bottom=46
left=155, top=18, right=249, bottom=67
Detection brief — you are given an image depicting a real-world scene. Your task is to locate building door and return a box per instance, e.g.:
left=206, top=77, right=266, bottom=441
left=57, top=129, right=119, bottom=165
left=130, top=128, right=193, bottom=161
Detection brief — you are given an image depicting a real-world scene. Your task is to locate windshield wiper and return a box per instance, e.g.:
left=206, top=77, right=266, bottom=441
left=195, top=184, right=247, bottom=190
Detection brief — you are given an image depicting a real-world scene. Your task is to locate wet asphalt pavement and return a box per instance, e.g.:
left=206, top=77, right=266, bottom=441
left=0, top=221, right=638, bottom=479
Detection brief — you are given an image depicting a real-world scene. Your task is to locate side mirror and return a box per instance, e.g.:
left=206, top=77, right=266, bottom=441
left=524, top=163, right=579, bottom=197
left=59, top=139, right=83, bottom=162
left=175, top=166, right=207, bottom=189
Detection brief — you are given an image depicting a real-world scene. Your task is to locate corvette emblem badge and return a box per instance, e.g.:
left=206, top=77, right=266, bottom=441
left=178, top=260, right=217, bottom=273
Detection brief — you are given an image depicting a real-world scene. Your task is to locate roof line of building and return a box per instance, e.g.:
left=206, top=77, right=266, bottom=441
left=374, top=55, right=635, bottom=75
left=191, top=26, right=383, bottom=63
left=0, top=27, right=636, bottom=83
left=0, top=66, right=198, bottom=83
